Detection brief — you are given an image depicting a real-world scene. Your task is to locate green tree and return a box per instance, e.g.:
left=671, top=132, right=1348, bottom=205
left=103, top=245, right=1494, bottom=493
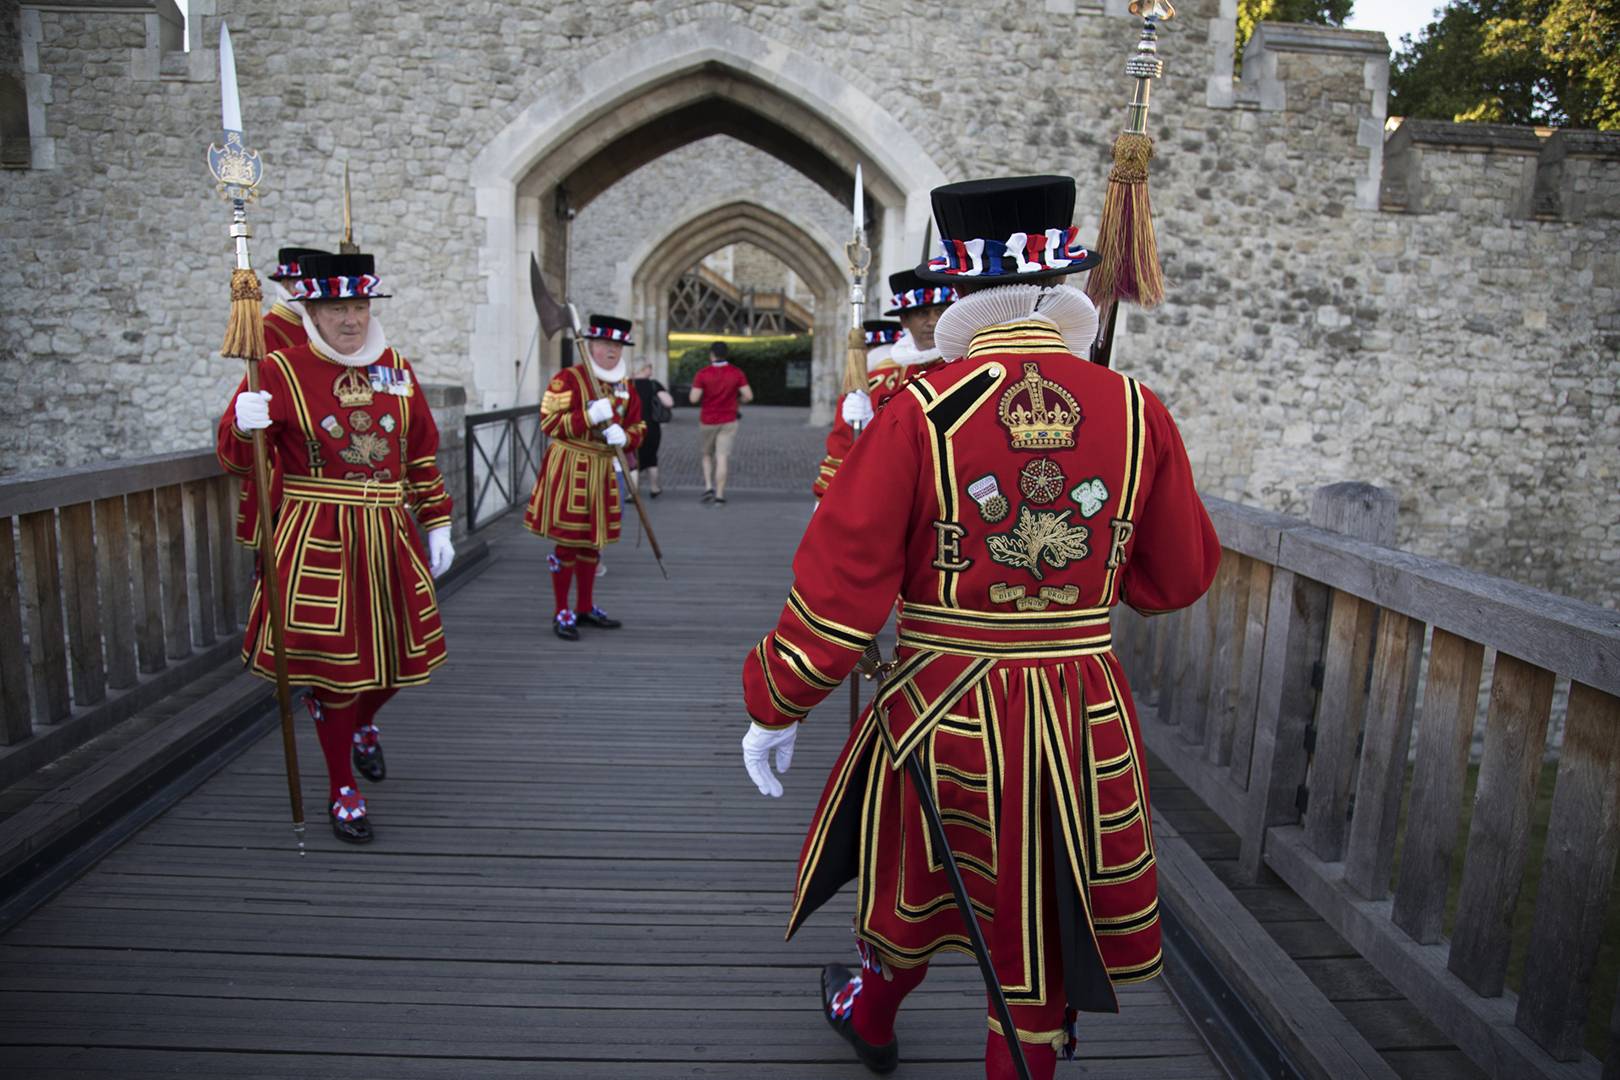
left=1236, top=0, right=1355, bottom=65
left=1389, top=0, right=1620, bottom=129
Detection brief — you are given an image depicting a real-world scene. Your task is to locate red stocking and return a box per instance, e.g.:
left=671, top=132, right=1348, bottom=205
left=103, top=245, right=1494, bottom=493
left=574, top=548, right=599, bottom=613
left=308, top=693, right=360, bottom=803
left=549, top=547, right=576, bottom=615
left=849, top=940, right=929, bottom=1047
left=355, top=688, right=395, bottom=751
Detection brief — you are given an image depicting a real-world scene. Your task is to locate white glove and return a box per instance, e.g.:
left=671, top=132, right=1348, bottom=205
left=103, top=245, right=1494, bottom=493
left=602, top=423, right=627, bottom=448
left=234, top=390, right=272, bottom=432
left=427, top=527, right=455, bottom=578
left=741, top=721, right=797, bottom=798
left=586, top=398, right=614, bottom=426
left=841, top=390, right=874, bottom=427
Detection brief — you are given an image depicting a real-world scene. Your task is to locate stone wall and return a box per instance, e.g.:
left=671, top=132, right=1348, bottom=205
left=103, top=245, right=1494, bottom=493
left=1, top=0, right=1616, bottom=605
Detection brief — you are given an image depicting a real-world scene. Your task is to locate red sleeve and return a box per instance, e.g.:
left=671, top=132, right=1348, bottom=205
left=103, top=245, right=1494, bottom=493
left=540, top=370, right=588, bottom=439
left=813, top=415, right=855, bottom=498
left=691, top=367, right=710, bottom=396
left=402, top=358, right=453, bottom=531
left=1120, top=386, right=1221, bottom=614
left=743, top=397, right=920, bottom=727
left=216, top=358, right=288, bottom=476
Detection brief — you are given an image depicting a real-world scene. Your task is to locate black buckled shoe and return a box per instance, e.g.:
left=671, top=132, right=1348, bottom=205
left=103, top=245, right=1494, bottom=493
left=330, top=787, right=373, bottom=844
left=821, top=963, right=899, bottom=1074
left=577, top=606, right=622, bottom=629
left=554, top=610, right=580, bottom=641
left=352, top=733, right=386, bottom=783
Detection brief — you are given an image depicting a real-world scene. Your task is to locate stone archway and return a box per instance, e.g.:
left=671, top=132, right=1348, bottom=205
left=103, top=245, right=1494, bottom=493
left=623, top=199, right=845, bottom=423
left=467, top=17, right=949, bottom=411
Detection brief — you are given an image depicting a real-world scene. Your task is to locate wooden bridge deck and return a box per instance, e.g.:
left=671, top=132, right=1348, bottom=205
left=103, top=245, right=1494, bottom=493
left=0, top=490, right=1225, bottom=1078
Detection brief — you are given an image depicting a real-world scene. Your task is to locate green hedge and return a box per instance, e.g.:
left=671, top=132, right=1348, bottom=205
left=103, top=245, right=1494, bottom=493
left=671, top=335, right=812, bottom=407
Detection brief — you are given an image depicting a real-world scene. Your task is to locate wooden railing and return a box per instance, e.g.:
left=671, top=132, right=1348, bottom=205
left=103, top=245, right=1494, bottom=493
left=1116, top=482, right=1620, bottom=1080
left=0, top=451, right=252, bottom=774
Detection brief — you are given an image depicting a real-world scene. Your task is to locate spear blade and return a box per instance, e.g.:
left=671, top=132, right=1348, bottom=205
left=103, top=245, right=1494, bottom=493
left=218, top=24, right=242, bottom=135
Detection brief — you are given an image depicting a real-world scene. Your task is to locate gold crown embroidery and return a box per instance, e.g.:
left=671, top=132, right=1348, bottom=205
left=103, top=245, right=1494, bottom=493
left=333, top=367, right=374, bottom=408
left=997, top=362, right=1081, bottom=451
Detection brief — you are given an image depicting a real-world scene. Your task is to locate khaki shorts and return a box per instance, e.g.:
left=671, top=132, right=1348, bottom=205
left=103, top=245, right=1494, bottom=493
left=700, top=420, right=738, bottom=460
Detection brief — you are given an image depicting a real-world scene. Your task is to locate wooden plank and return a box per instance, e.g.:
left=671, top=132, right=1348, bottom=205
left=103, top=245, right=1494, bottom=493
left=1607, top=970, right=1620, bottom=1080
left=92, top=495, right=138, bottom=691
left=1516, top=684, right=1620, bottom=1060
left=1176, top=571, right=1220, bottom=747
left=0, top=449, right=221, bottom=518
left=57, top=501, right=106, bottom=709
left=125, top=489, right=167, bottom=675
left=1392, top=629, right=1486, bottom=944
left=1237, top=565, right=1328, bottom=882
left=1343, top=611, right=1424, bottom=900
left=19, top=509, right=70, bottom=724
left=1141, top=710, right=1249, bottom=833
left=0, top=518, right=33, bottom=743
left=1228, top=558, right=1273, bottom=792
left=1155, top=606, right=1184, bottom=721
left=154, top=484, right=191, bottom=661
left=1154, top=812, right=1400, bottom=1080
left=210, top=476, right=238, bottom=638
left=184, top=481, right=216, bottom=648
left=1205, top=554, right=1247, bottom=766
left=1449, top=652, right=1556, bottom=997
left=1265, top=825, right=1600, bottom=1080
left=1303, top=589, right=1378, bottom=862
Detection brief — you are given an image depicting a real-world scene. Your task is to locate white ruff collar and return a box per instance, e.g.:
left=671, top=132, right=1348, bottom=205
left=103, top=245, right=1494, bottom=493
left=589, top=358, right=627, bottom=383
left=269, top=279, right=303, bottom=308
left=889, top=331, right=941, bottom=368
left=933, top=284, right=1098, bottom=362
left=865, top=343, right=894, bottom=372
left=302, top=309, right=389, bottom=367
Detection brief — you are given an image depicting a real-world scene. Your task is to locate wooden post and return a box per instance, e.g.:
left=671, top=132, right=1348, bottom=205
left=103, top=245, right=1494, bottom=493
left=184, top=480, right=217, bottom=648
left=1301, top=483, right=1396, bottom=863
left=1205, top=554, right=1248, bottom=766
left=126, top=489, right=168, bottom=674
left=19, top=509, right=70, bottom=723
left=0, top=517, right=33, bottom=743
left=1227, top=558, right=1273, bottom=791
left=155, top=484, right=191, bottom=661
left=1449, top=651, right=1555, bottom=997
left=1342, top=610, right=1424, bottom=898
left=1515, top=683, right=1620, bottom=1059
left=93, top=495, right=139, bottom=691
left=1391, top=628, right=1485, bottom=943
left=58, top=501, right=107, bottom=709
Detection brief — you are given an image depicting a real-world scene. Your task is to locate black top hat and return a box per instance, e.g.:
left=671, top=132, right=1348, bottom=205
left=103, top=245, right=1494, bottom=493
left=583, top=314, right=634, bottom=346
left=270, top=246, right=329, bottom=281
left=295, top=252, right=392, bottom=300
left=862, top=319, right=902, bottom=346
left=884, top=269, right=958, bottom=316
left=915, top=175, right=1100, bottom=285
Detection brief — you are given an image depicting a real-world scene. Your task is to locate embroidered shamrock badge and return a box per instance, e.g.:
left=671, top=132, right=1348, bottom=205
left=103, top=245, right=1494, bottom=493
left=1072, top=477, right=1109, bottom=518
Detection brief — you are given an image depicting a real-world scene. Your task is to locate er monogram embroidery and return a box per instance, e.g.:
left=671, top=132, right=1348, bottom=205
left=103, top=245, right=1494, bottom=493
left=1018, top=458, right=1065, bottom=504
left=932, top=521, right=972, bottom=572
left=1107, top=518, right=1135, bottom=570
left=1072, top=477, right=1109, bottom=518
left=997, top=362, right=1081, bottom=451
left=986, top=505, right=1090, bottom=581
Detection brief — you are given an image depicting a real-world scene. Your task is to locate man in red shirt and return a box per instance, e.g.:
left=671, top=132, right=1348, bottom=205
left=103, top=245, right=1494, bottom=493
left=687, top=341, right=753, bottom=505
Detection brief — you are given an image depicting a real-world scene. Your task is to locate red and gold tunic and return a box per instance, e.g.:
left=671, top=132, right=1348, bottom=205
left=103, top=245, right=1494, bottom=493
left=233, top=301, right=308, bottom=548
left=522, top=364, right=645, bottom=548
left=216, top=342, right=453, bottom=692
left=744, top=320, right=1219, bottom=1014
left=814, top=359, right=941, bottom=499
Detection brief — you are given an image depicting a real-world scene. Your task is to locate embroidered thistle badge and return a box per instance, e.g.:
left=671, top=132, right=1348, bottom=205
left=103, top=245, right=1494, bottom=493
left=985, top=505, right=1091, bottom=580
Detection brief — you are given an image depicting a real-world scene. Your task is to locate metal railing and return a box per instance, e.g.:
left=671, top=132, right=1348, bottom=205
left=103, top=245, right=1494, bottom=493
left=464, top=405, right=544, bottom=533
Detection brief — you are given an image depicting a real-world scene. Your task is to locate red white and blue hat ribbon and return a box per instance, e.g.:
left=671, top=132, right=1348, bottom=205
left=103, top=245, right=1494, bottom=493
left=292, top=274, right=386, bottom=300
left=273, top=261, right=305, bottom=280
left=583, top=324, right=633, bottom=343
left=889, top=285, right=957, bottom=310
left=928, top=226, right=1091, bottom=278
left=864, top=326, right=902, bottom=346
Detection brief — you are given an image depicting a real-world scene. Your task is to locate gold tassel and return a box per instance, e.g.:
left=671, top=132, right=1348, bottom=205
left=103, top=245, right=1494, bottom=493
left=1085, top=131, right=1165, bottom=311
left=842, top=326, right=868, bottom=396
left=221, top=267, right=267, bottom=363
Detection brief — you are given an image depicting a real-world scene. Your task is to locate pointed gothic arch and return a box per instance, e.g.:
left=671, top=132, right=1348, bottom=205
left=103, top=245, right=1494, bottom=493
left=467, top=18, right=949, bottom=416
